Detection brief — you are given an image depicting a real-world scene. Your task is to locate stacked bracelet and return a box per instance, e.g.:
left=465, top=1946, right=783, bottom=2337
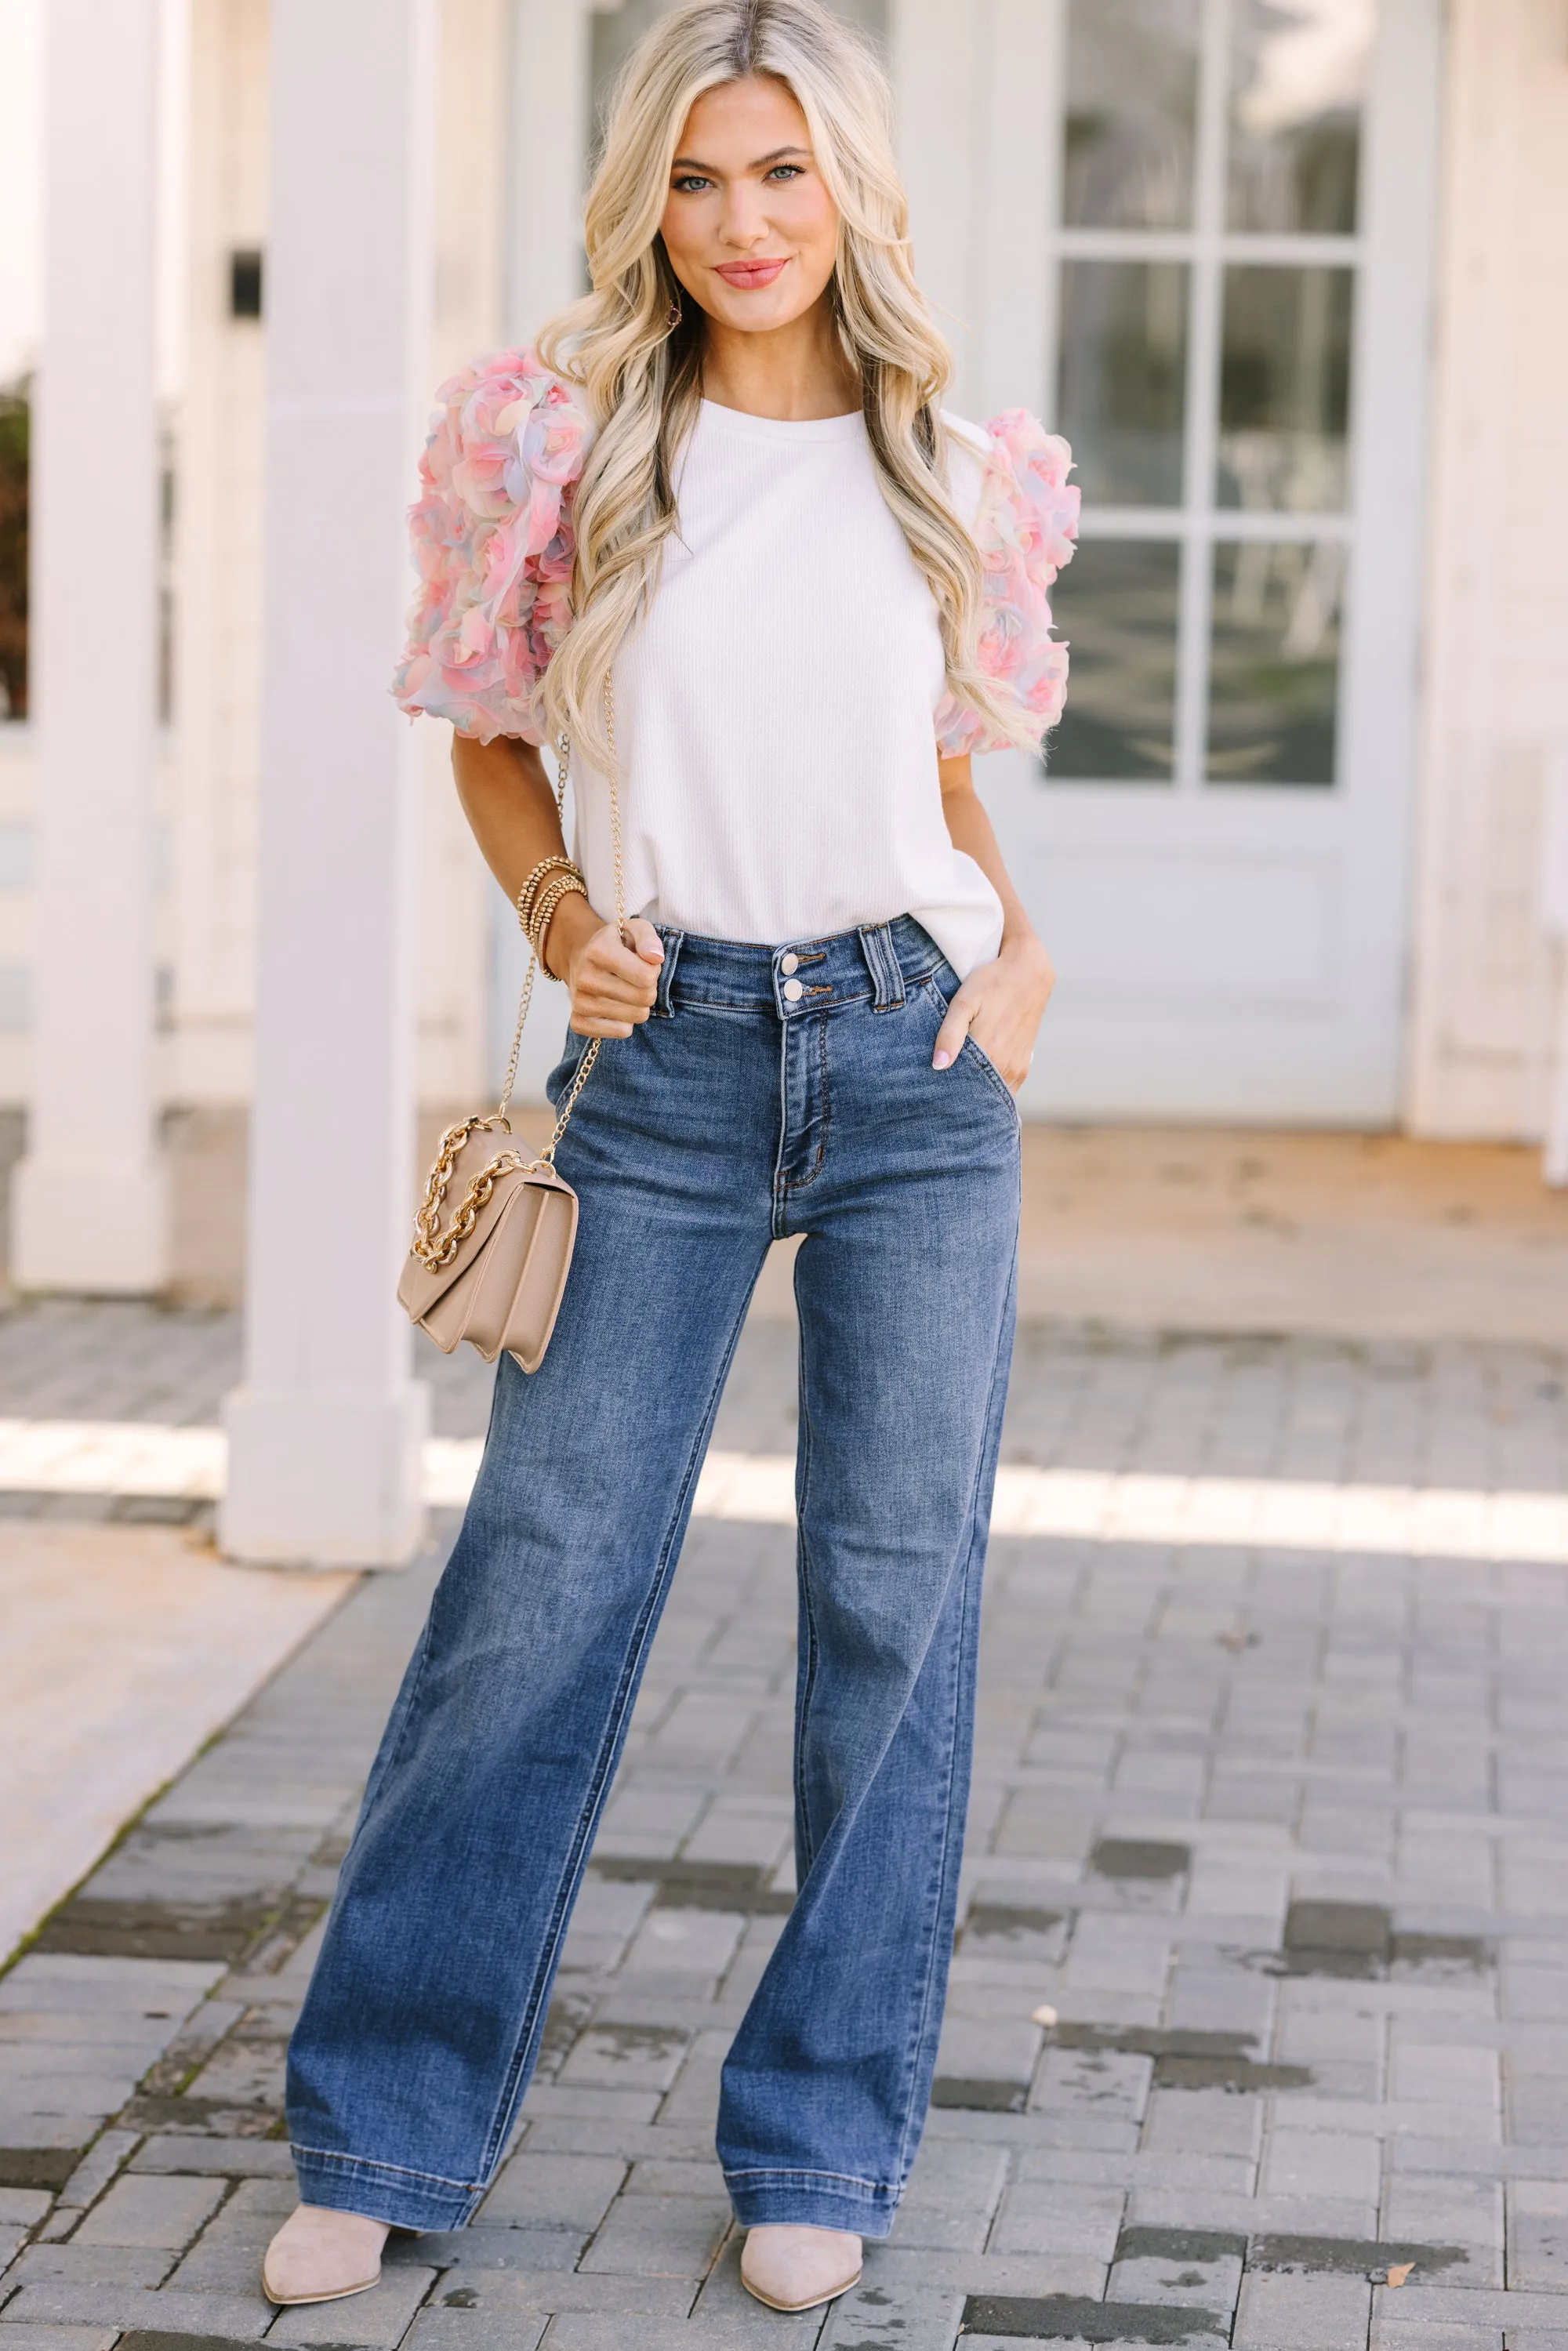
left=529, top=874, right=588, bottom=977
left=516, top=858, right=589, bottom=981
left=516, top=856, right=577, bottom=933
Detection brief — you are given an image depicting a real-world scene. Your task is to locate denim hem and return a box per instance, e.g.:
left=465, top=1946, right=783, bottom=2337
left=724, top=2168, right=901, bottom=2238
left=291, top=2145, right=481, bottom=2233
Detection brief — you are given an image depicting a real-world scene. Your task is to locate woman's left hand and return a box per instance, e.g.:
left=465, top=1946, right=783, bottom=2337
left=933, top=932, right=1055, bottom=1093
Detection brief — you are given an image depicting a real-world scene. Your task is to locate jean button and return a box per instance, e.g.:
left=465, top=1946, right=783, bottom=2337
left=780, top=952, right=799, bottom=974
left=782, top=978, right=804, bottom=1003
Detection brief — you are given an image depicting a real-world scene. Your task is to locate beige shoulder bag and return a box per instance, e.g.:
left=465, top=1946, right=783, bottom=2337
left=397, top=684, right=626, bottom=1373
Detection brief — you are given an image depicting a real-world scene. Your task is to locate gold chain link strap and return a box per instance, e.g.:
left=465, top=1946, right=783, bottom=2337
left=412, top=680, right=627, bottom=1269
left=411, top=1117, right=524, bottom=1272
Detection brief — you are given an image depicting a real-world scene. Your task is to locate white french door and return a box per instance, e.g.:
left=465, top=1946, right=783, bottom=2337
left=976, top=0, right=1443, bottom=1123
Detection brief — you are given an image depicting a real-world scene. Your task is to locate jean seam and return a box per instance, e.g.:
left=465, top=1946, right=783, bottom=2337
left=781, top=1013, right=832, bottom=1197
left=671, top=999, right=774, bottom=1022
left=885, top=1590, right=964, bottom=2194
left=791, top=1275, right=822, bottom=1880
left=770, top=1009, right=790, bottom=1240
left=723, top=2164, right=894, bottom=2191
left=964, top=1036, right=1023, bottom=1131
left=890, top=1251, right=1018, bottom=2189
left=474, top=1258, right=767, bottom=2183
left=676, top=988, right=873, bottom=1013
left=670, top=975, right=943, bottom=1016
left=290, top=2142, right=482, bottom=2194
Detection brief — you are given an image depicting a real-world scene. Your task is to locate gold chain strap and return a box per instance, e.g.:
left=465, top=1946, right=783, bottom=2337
left=412, top=680, right=627, bottom=1272
left=492, top=677, right=626, bottom=1167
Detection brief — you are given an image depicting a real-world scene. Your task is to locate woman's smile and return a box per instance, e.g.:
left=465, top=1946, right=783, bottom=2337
left=713, top=256, right=790, bottom=288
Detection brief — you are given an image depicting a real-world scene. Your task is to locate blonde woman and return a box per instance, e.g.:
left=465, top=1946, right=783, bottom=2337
left=264, top=0, right=1076, bottom=2319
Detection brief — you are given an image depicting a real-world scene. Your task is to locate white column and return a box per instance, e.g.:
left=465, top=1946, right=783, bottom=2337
left=221, top=0, right=436, bottom=1566
left=169, top=0, right=270, bottom=1107
left=13, top=0, right=166, bottom=1292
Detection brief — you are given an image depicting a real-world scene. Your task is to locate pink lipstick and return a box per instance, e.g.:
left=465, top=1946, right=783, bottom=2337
left=713, top=258, right=789, bottom=289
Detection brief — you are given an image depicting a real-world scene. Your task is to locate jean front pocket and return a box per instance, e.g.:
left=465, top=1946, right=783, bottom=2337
left=921, top=975, right=1022, bottom=1130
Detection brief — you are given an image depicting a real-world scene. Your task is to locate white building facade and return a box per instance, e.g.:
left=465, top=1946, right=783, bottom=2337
left=10, top=0, right=1568, bottom=1140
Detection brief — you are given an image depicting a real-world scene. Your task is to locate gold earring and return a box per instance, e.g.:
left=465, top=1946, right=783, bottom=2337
left=666, top=296, right=683, bottom=331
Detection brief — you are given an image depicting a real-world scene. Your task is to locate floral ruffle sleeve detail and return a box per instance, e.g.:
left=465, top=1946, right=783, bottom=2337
left=392, top=349, right=592, bottom=744
left=935, top=410, right=1080, bottom=757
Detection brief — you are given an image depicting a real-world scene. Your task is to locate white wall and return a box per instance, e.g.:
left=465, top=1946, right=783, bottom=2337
left=1407, top=0, right=1568, bottom=1139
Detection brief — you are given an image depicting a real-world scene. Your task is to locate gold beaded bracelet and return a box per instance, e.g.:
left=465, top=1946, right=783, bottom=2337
left=516, top=855, right=582, bottom=941
left=527, top=873, right=576, bottom=947
left=528, top=872, right=590, bottom=979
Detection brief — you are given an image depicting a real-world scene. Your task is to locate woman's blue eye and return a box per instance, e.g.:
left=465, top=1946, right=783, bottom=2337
left=766, top=164, right=804, bottom=181
left=673, top=175, right=712, bottom=194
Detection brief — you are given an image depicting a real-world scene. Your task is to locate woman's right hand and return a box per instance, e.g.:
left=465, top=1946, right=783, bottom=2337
left=551, top=900, right=664, bottom=1036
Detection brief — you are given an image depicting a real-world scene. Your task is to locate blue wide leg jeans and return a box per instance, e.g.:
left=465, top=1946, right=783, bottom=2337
left=286, top=916, right=1020, bottom=2238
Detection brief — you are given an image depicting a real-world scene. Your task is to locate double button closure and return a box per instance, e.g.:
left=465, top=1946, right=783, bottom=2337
left=772, top=944, right=829, bottom=1018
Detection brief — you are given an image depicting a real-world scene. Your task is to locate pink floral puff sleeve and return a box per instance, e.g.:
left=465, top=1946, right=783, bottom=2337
left=392, top=350, right=593, bottom=745
left=935, top=411, right=1080, bottom=758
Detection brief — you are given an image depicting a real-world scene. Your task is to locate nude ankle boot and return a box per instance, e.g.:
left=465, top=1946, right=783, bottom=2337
left=262, top=2205, right=389, bottom=2306
left=740, top=2224, right=862, bottom=2312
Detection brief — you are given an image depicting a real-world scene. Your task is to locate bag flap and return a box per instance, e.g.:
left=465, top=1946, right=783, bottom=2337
left=398, top=1130, right=575, bottom=1322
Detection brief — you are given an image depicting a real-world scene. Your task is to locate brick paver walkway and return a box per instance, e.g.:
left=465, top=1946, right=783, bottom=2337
left=2, top=1306, right=1568, bottom=2349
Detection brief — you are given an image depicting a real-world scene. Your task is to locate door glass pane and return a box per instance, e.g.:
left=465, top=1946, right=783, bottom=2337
left=1059, top=262, right=1188, bottom=507
left=1065, top=0, right=1202, bottom=229
left=1046, top=541, right=1180, bottom=782
left=1218, top=265, right=1352, bottom=510
left=1228, top=0, right=1373, bottom=234
left=1207, top=540, right=1345, bottom=785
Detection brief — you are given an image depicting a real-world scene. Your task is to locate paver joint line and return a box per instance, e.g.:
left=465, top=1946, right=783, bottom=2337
left=2, top=1315, right=1568, bottom=2347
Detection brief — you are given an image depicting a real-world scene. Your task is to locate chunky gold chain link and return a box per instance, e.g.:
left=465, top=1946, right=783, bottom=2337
left=410, top=1116, right=525, bottom=1272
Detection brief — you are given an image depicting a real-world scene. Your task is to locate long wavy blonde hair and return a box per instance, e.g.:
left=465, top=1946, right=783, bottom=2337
left=535, top=0, right=1022, bottom=769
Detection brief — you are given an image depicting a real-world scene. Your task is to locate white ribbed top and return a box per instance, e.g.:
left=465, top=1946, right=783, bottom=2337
left=568, top=398, right=1004, bottom=981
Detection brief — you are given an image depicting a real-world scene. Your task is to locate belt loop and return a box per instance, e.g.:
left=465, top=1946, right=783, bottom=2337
left=654, top=928, right=684, bottom=1017
left=858, top=922, right=906, bottom=1012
